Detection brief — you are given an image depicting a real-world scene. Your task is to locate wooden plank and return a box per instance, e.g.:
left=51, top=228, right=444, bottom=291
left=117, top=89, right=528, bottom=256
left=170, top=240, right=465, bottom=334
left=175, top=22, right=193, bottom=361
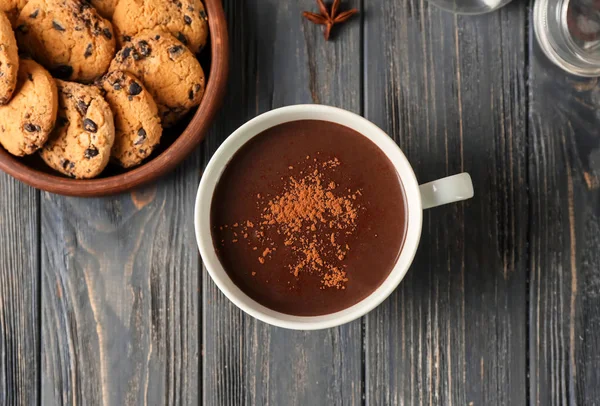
left=0, top=176, right=39, bottom=406
left=202, top=1, right=363, bottom=405
left=40, top=154, right=202, bottom=405
left=528, top=41, right=600, bottom=405
left=363, top=1, right=528, bottom=404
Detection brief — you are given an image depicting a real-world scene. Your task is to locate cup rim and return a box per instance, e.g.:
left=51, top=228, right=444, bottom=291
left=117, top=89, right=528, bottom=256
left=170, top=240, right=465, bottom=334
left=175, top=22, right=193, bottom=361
left=195, top=105, right=423, bottom=330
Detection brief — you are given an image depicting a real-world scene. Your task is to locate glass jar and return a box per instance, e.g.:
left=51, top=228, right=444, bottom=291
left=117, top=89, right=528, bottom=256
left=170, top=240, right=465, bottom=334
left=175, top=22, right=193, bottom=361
left=534, top=0, right=600, bottom=76
left=426, top=0, right=513, bottom=15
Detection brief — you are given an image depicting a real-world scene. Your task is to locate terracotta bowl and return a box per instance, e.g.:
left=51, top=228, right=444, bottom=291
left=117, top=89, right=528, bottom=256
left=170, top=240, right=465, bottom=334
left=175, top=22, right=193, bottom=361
left=0, top=0, right=229, bottom=197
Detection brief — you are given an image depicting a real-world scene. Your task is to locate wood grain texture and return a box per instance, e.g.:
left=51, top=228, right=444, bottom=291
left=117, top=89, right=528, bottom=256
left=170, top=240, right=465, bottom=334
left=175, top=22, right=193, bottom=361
left=40, top=153, right=202, bottom=405
left=528, top=41, right=600, bottom=405
left=4, top=0, right=600, bottom=404
left=0, top=175, right=39, bottom=406
left=363, top=1, right=528, bottom=404
left=201, top=1, right=363, bottom=405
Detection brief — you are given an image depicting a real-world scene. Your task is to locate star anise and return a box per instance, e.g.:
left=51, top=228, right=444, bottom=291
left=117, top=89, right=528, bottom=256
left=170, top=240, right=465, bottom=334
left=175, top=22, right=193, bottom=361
left=302, top=0, right=358, bottom=41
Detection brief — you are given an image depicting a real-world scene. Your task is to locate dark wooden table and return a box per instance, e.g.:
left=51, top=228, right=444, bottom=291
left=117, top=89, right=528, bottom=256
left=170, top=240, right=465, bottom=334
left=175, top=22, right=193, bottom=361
left=2, top=0, right=600, bottom=404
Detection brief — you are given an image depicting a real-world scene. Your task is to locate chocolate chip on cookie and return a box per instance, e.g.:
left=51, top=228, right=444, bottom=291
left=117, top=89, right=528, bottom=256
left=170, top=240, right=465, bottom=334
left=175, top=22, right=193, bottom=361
left=84, top=146, right=98, bottom=158
left=23, top=123, right=41, bottom=132
left=83, top=118, right=98, bottom=132
left=168, top=45, right=184, bottom=60
left=128, top=81, right=142, bottom=96
left=137, top=40, right=151, bottom=57
left=51, top=20, right=65, bottom=31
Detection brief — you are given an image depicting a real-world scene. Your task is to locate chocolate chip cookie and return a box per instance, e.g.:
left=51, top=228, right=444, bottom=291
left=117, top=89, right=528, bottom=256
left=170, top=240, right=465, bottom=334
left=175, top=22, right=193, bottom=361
left=0, top=0, right=28, bottom=26
left=0, top=10, right=18, bottom=104
left=98, top=70, right=162, bottom=168
left=16, top=0, right=116, bottom=83
left=112, top=0, right=208, bottom=54
left=109, top=31, right=205, bottom=127
left=0, top=58, right=58, bottom=156
left=41, top=79, right=115, bottom=178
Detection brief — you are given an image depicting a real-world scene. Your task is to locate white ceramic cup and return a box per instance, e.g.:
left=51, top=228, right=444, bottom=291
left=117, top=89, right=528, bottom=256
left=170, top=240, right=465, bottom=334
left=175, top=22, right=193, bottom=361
left=195, top=105, right=474, bottom=330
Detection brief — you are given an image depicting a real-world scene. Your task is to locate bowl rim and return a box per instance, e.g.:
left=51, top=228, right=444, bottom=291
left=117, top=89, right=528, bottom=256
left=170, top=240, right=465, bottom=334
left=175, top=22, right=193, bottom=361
left=0, top=0, right=229, bottom=197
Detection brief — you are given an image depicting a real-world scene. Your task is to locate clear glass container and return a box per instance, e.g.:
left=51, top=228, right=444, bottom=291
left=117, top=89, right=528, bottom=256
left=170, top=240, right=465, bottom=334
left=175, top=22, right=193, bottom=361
left=426, top=0, right=513, bottom=15
left=534, top=0, right=600, bottom=76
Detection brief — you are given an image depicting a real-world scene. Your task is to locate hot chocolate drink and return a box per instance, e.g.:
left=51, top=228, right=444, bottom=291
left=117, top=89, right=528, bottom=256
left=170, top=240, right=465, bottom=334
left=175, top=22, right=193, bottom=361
left=210, top=120, right=407, bottom=316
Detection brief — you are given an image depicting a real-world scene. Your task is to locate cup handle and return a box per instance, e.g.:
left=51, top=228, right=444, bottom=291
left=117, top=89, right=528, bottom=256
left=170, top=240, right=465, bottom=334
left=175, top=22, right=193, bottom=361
left=419, top=173, right=474, bottom=210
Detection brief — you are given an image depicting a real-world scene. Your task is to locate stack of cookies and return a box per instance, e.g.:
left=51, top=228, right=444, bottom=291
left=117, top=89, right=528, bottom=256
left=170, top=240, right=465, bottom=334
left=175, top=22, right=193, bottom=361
left=0, top=0, right=208, bottom=178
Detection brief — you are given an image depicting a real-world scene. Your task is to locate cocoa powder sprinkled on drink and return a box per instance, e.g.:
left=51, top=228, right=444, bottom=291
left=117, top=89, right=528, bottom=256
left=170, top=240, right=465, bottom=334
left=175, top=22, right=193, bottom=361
left=219, top=157, right=361, bottom=289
